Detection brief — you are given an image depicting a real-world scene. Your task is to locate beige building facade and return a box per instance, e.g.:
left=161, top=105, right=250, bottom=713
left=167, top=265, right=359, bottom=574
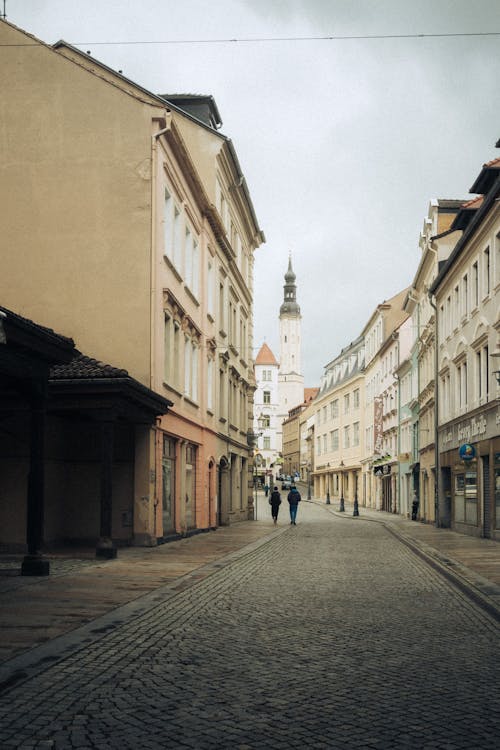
left=361, top=289, right=409, bottom=509
left=313, top=337, right=365, bottom=506
left=0, top=20, right=263, bottom=547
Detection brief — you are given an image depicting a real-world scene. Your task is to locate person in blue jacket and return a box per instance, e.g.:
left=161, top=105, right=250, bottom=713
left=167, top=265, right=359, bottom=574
left=287, top=485, right=301, bottom=525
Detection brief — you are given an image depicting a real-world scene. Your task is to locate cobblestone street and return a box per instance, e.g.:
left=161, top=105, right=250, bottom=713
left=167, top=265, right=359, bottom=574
left=1, top=502, right=499, bottom=749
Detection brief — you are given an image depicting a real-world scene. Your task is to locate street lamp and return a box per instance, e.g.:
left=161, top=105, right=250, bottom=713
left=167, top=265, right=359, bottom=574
left=353, top=472, right=359, bottom=517
left=339, top=460, right=345, bottom=512
left=307, top=464, right=312, bottom=500
left=326, top=463, right=330, bottom=504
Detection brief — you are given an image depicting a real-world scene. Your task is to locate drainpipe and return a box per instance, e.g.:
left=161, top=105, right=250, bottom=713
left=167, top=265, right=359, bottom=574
left=151, top=116, right=171, bottom=390
left=150, top=117, right=171, bottom=538
left=428, top=291, right=440, bottom=527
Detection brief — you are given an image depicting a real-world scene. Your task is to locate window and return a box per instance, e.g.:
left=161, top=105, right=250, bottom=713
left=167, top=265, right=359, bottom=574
left=183, top=338, right=198, bottom=401
left=263, top=390, right=271, bottom=405
left=219, top=369, right=226, bottom=421
left=472, top=261, right=479, bottom=308
left=445, top=296, right=451, bottom=336
left=322, top=405, right=327, bottom=423
left=483, top=246, right=490, bottom=297
left=164, top=313, right=181, bottom=390
left=454, top=471, right=477, bottom=525
left=323, top=434, right=327, bottom=453
left=343, top=426, right=350, bottom=449
left=219, top=278, right=226, bottom=333
left=207, top=259, right=214, bottom=317
left=163, top=189, right=173, bottom=260
left=317, top=437, right=321, bottom=456
left=331, top=429, right=339, bottom=451
left=173, top=206, right=182, bottom=270
left=264, top=437, right=271, bottom=450
left=184, top=227, right=199, bottom=296
left=457, top=360, right=467, bottom=410
left=207, top=358, right=214, bottom=411
left=164, top=314, right=171, bottom=383
left=353, top=422, right=360, bottom=447
left=440, top=369, right=451, bottom=421
left=453, top=286, right=459, bottom=329
left=353, top=389, right=360, bottom=409
left=344, top=394, right=350, bottom=415
left=476, top=344, right=489, bottom=403
left=461, top=274, right=468, bottom=318
left=331, top=399, right=339, bottom=419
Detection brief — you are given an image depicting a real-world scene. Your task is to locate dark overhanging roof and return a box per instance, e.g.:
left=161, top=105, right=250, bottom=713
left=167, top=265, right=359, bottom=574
left=49, top=354, right=173, bottom=420
left=430, top=175, right=500, bottom=295
left=0, top=304, right=75, bottom=368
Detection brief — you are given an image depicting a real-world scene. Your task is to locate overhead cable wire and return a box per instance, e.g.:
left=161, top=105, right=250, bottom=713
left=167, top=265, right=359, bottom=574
left=1, top=30, right=500, bottom=47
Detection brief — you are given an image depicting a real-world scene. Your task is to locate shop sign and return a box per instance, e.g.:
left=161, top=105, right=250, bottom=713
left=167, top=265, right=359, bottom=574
left=457, top=415, right=487, bottom=443
left=459, top=443, right=476, bottom=461
left=439, top=408, right=498, bottom=451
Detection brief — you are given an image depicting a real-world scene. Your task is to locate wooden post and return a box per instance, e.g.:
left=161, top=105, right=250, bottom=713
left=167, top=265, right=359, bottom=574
left=96, top=420, right=117, bottom=559
left=22, top=378, right=49, bottom=576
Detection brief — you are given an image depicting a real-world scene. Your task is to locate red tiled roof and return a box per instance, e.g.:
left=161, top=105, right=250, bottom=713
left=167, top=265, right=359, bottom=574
left=304, top=387, right=319, bottom=403
left=255, top=342, right=278, bottom=366
left=483, top=157, right=500, bottom=168
left=461, top=196, right=484, bottom=209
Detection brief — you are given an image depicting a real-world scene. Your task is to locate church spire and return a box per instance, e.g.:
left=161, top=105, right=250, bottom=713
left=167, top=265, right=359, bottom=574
left=280, top=255, right=300, bottom=316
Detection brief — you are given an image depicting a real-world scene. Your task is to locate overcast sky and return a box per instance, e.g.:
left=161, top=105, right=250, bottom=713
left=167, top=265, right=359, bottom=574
left=7, top=0, right=500, bottom=385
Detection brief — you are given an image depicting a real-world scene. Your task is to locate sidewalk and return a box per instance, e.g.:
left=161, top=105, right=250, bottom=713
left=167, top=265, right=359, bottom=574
left=0, top=513, right=282, bottom=672
left=307, top=495, right=500, bottom=622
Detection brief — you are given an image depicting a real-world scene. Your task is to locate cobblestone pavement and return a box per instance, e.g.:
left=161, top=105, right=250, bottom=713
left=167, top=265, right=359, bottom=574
left=0, top=502, right=498, bottom=749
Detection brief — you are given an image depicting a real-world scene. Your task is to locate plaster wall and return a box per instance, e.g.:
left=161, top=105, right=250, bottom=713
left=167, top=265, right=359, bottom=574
left=0, top=22, right=159, bottom=386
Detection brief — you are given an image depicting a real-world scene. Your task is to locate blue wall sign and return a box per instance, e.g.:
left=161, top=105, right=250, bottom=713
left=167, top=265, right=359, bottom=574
left=459, top=443, right=476, bottom=461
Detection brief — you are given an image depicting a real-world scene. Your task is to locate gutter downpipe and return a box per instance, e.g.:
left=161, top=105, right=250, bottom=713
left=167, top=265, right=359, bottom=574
left=151, top=117, right=171, bottom=541
left=428, top=290, right=440, bottom=527
left=151, top=117, right=171, bottom=391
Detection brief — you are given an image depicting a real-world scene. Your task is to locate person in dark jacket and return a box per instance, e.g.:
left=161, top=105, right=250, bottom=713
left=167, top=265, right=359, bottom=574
left=287, top=485, right=301, bottom=525
left=269, top=486, right=281, bottom=525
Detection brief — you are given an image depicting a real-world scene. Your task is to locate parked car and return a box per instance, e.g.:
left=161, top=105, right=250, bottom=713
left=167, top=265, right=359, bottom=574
left=281, top=475, right=292, bottom=490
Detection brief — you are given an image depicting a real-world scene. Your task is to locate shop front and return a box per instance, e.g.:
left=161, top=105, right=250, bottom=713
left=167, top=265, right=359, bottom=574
left=439, top=403, right=500, bottom=539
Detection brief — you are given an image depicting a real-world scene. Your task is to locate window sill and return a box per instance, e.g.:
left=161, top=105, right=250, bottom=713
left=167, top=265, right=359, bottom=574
left=184, top=285, right=200, bottom=306
left=163, top=254, right=183, bottom=283
left=163, top=382, right=183, bottom=398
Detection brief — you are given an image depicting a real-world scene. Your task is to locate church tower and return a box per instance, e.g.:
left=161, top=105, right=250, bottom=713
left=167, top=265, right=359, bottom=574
left=277, top=257, right=304, bottom=451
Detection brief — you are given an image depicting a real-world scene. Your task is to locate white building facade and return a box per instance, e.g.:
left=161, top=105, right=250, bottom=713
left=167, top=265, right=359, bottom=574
left=431, top=158, right=500, bottom=538
left=253, top=343, right=280, bottom=478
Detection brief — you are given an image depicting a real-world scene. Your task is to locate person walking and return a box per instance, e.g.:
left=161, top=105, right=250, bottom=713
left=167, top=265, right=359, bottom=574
left=269, top=486, right=281, bottom=525
left=287, top=484, right=301, bottom=525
